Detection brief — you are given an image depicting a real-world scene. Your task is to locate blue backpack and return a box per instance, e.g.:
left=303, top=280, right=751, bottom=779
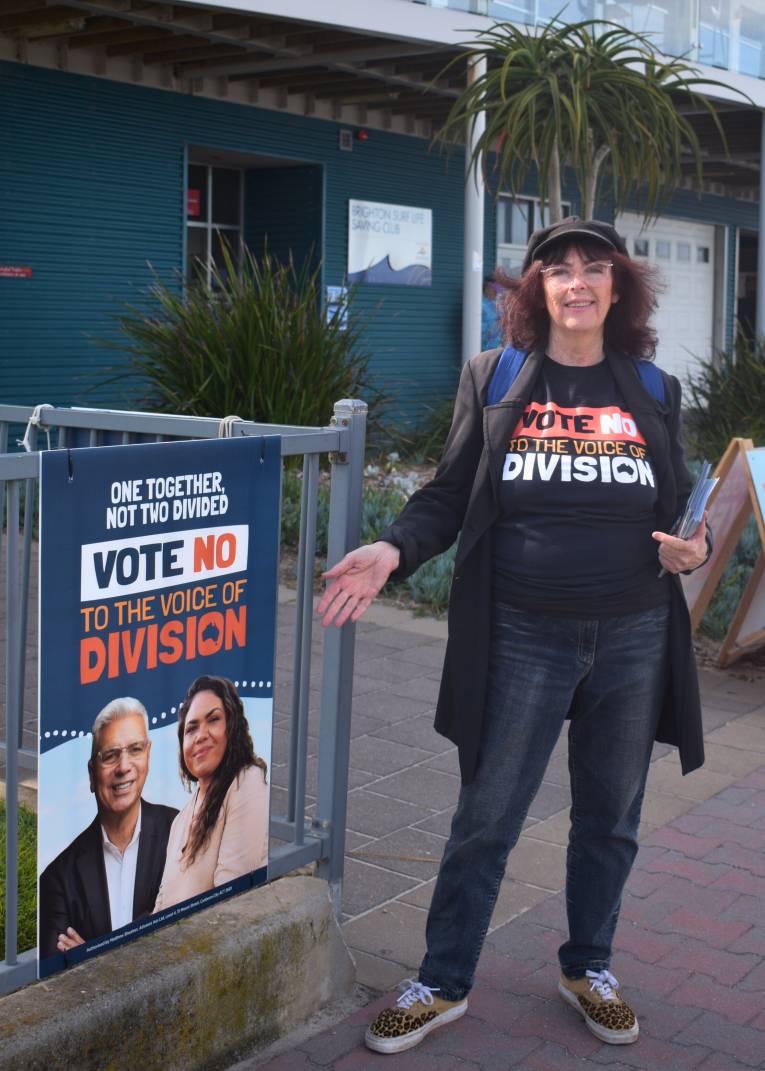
left=486, top=347, right=665, bottom=407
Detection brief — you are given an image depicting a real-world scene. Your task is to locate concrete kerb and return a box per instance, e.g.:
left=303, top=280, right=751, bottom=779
left=0, top=877, right=355, bottom=1071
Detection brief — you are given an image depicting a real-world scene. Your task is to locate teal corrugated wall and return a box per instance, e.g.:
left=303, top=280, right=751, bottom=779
left=1, top=60, right=758, bottom=422
left=0, top=60, right=469, bottom=424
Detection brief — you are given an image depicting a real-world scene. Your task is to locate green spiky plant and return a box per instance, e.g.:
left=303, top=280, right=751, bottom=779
left=435, top=18, right=740, bottom=222
left=110, top=242, right=384, bottom=430
left=685, top=332, right=765, bottom=465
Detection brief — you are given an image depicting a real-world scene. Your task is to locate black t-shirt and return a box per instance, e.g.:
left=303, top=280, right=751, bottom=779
left=492, top=356, right=671, bottom=616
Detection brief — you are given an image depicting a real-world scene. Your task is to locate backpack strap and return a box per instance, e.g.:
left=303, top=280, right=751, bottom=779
left=487, top=347, right=528, bottom=405
left=487, top=348, right=665, bottom=407
left=635, top=359, right=665, bottom=406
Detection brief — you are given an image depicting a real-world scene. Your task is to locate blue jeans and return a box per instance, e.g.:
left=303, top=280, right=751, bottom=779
left=419, top=601, right=670, bottom=1001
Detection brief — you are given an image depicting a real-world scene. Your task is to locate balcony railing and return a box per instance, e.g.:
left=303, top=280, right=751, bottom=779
left=412, top=1, right=765, bottom=80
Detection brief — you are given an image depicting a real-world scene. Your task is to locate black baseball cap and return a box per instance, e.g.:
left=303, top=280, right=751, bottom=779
left=522, top=217, right=629, bottom=273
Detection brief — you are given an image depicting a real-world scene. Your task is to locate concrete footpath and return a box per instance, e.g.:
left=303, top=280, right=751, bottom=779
left=247, top=592, right=765, bottom=1071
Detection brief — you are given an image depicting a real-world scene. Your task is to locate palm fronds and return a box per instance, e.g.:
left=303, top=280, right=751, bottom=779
left=434, top=18, right=744, bottom=222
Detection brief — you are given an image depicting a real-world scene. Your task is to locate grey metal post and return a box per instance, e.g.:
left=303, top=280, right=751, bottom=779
left=462, top=54, right=486, bottom=365
left=288, top=452, right=320, bottom=844
left=0, top=423, right=7, bottom=559
left=757, top=112, right=765, bottom=337
left=4, top=482, right=21, bottom=966
left=18, top=431, right=36, bottom=749
left=314, top=399, right=367, bottom=915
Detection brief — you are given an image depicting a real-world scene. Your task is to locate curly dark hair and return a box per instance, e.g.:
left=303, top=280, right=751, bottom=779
left=496, top=238, right=661, bottom=360
left=177, top=675, right=267, bottom=866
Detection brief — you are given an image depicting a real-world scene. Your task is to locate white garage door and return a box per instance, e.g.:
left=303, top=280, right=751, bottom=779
left=616, top=213, right=716, bottom=386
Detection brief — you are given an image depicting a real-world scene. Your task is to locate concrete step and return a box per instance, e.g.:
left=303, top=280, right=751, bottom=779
left=0, top=876, right=355, bottom=1071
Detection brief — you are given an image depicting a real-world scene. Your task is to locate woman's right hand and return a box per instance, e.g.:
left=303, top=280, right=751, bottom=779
left=317, top=541, right=401, bottom=628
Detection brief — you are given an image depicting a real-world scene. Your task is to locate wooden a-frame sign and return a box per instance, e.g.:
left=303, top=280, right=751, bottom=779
left=681, top=437, right=755, bottom=632
left=718, top=445, right=765, bottom=667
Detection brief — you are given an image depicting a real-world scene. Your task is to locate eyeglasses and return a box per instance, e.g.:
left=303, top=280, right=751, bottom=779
left=96, top=740, right=149, bottom=766
left=540, top=262, right=614, bottom=286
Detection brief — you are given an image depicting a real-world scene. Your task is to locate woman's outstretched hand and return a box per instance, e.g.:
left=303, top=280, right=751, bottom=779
left=318, top=541, right=401, bottom=628
left=652, top=514, right=708, bottom=574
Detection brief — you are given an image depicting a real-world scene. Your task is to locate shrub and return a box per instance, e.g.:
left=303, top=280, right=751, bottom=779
left=280, top=463, right=457, bottom=615
left=361, top=484, right=408, bottom=543
left=280, top=467, right=330, bottom=551
left=0, top=800, right=37, bottom=954
left=110, top=243, right=385, bottom=430
left=405, top=545, right=455, bottom=616
left=280, top=471, right=407, bottom=558
left=699, top=516, right=760, bottom=640
left=685, top=333, right=765, bottom=464
left=402, top=397, right=456, bottom=463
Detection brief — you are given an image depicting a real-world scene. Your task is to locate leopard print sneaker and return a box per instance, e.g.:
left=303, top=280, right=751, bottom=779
left=558, top=969, right=639, bottom=1044
left=365, top=978, right=468, bottom=1054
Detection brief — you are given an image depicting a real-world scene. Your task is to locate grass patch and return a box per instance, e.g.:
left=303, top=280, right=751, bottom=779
left=0, top=799, right=37, bottom=954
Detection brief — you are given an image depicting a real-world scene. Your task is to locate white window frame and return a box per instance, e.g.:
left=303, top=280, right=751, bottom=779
left=186, top=162, right=244, bottom=287
left=496, top=194, right=571, bottom=274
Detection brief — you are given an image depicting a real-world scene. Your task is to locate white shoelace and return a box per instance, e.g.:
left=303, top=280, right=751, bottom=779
left=585, top=969, right=620, bottom=1001
left=396, top=979, right=440, bottom=1009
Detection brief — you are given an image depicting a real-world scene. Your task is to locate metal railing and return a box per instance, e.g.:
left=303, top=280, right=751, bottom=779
left=0, top=398, right=367, bottom=996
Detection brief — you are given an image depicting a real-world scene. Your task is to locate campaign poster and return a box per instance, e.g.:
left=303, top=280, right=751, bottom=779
left=37, top=436, right=280, bottom=978
left=348, top=199, right=432, bottom=286
left=746, top=448, right=765, bottom=545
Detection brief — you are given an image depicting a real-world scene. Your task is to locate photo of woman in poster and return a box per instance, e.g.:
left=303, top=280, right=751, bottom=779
left=153, top=675, right=269, bottom=913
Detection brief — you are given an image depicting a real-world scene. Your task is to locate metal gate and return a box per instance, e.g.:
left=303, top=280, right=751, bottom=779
left=0, top=398, right=366, bottom=995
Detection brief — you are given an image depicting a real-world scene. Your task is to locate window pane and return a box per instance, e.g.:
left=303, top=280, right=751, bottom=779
left=211, top=229, right=239, bottom=285
left=497, top=199, right=509, bottom=244
left=510, top=201, right=531, bottom=244
left=497, top=252, right=524, bottom=276
left=634, top=238, right=649, bottom=257
left=187, top=164, right=208, bottom=223
left=697, top=245, right=710, bottom=263
left=212, top=168, right=241, bottom=226
left=656, top=240, right=671, bottom=259
left=186, top=226, right=207, bottom=283
left=677, top=242, right=691, bottom=262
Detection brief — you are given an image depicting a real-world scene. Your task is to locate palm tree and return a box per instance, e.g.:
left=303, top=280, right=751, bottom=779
left=435, top=18, right=740, bottom=223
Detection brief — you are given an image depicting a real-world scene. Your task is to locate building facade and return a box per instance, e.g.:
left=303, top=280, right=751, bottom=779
left=2, top=0, right=763, bottom=424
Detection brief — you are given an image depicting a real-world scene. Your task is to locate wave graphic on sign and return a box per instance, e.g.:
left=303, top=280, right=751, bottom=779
left=348, top=256, right=432, bottom=287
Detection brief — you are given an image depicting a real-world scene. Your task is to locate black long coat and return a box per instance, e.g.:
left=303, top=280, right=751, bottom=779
left=380, top=346, right=704, bottom=785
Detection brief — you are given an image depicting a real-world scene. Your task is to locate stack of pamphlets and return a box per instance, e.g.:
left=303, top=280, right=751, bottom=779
left=658, top=461, right=717, bottom=577
left=675, top=461, right=717, bottom=539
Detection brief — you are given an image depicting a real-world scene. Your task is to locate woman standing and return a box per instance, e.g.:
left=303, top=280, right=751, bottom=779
left=153, top=675, right=269, bottom=912
left=318, top=218, right=709, bottom=1053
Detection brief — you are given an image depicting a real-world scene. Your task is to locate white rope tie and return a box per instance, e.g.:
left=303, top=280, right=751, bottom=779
left=586, top=969, right=620, bottom=1001
left=395, top=979, right=440, bottom=1009
left=217, top=414, right=243, bottom=438
left=19, top=403, right=54, bottom=452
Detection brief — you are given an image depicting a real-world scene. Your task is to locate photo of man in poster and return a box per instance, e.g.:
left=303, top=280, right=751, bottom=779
left=39, top=698, right=177, bottom=958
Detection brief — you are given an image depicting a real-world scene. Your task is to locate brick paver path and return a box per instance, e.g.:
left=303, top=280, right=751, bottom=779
left=258, top=763, right=765, bottom=1071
